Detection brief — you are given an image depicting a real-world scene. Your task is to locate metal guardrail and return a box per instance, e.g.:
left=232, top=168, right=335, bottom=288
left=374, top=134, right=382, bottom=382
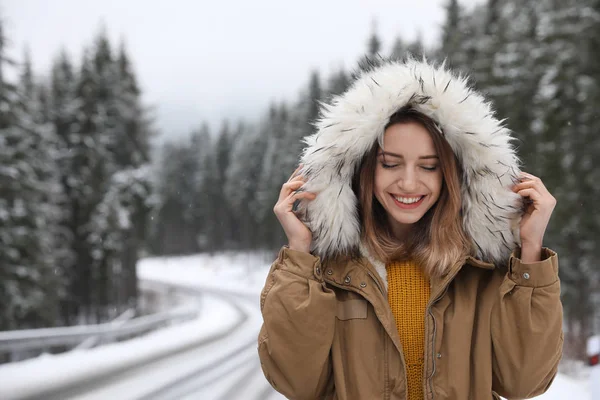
left=73, top=309, right=137, bottom=350
left=0, top=302, right=199, bottom=355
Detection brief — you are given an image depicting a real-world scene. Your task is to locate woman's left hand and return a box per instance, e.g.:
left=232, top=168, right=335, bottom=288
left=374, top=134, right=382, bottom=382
left=511, top=172, right=557, bottom=247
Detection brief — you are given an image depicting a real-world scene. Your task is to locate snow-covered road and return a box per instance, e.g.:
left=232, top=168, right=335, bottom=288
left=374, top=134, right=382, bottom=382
left=137, top=288, right=277, bottom=400
left=136, top=252, right=285, bottom=400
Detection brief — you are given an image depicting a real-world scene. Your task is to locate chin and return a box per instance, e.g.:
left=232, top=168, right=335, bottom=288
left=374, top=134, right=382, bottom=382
left=391, top=214, right=425, bottom=225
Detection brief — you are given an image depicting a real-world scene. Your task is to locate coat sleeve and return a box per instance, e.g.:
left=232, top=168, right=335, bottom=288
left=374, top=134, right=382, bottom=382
left=257, top=246, right=336, bottom=400
left=491, top=247, right=564, bottom=399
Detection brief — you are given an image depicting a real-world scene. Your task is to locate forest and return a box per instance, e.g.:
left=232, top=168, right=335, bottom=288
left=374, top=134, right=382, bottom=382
left=1, top=0, right=598, bottom=361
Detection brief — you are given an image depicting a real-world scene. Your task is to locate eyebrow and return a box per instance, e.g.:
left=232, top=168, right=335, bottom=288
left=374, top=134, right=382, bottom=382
left=378, top=151, right=439, bottom=160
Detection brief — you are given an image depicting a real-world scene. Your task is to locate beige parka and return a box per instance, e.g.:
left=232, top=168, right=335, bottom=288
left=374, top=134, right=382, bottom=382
left=258, top=246, right=562, bottom=400
left=257, top=59, right=563, bottom=400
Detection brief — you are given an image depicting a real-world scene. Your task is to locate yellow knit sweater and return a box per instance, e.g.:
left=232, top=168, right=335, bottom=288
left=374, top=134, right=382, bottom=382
left=386, top=260, right=431, bottom=400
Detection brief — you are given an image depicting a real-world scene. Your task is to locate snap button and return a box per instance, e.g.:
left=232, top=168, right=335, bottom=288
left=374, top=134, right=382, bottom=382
left=344, top=275, right=351, bottom=284
left=436, top=353, right=442, bottom=359
left=327, top=269, right=333, bottom=275
left=360, top=282, right=367, bottom=288
left=523, top=272, right=530, bottom=280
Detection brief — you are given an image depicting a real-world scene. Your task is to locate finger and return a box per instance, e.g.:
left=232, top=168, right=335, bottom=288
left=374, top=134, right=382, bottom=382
left=283, top=191, right=317, bottom=210
left=279, top=180, right=305, bottom=201
left=284, top=180, right=305, bottom=190
left=518, top=172, right=545, bottom=187
left=289, top=174, right=307, bottom=184
left=275, top=191, right=316, bottom=215
left=513, top=176, right=550, bottom=196
left=287, top=164, right=304, bottom=182
left=519, top=171, right=538, bottom=180
left=517, top=188, right=542, bottom=204
left=287, top=190, right=317, bottom=204
left=512, top=180, right=536, bottom=191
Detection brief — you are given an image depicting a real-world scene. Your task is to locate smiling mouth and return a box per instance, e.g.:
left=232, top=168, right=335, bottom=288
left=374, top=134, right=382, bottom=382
left=389, top=194, right=426, bottom=209
left=391, top=194, right=425, bottom=204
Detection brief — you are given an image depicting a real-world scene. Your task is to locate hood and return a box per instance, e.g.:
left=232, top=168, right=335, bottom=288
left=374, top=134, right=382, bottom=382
left=297, top=59, right=524, bottom=267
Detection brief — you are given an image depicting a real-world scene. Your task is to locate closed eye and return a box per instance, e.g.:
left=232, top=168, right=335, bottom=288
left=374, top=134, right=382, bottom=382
left=381, top=163, right=438, bottom=171
left=381, top=163, right=398, bottom=169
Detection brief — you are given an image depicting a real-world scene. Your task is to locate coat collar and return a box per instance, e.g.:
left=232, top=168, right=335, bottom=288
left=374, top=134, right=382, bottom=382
left=358, top=242, right=495, bottom=292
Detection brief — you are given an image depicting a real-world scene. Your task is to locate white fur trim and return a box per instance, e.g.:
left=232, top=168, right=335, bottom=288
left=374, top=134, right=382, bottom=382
left=297, top=59, right=523, bottom=266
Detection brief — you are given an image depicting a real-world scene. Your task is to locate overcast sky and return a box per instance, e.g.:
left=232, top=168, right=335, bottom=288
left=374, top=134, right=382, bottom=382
left=2, top=0, right=482, bottom=140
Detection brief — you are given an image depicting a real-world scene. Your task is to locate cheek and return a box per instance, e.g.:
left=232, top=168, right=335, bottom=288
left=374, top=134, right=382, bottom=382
left=422, top=171, right=442, bottom=198
left=373, top=168, right=388, bottom=200
left=373, top=177, right=384, bottom=200
left=432, top=173, right=443, bottom=197
left=373, top=167, right=383, bottom=190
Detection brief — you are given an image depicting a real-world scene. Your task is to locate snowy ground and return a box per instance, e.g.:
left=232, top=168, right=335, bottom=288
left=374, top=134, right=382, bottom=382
left=137, top=250, right=275, bottom=295
left=0, top=250, right=592, bottom=400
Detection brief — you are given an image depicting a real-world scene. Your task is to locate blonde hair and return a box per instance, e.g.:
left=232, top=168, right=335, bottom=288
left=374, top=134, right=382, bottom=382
left=352, top=106, right=472, bottom=277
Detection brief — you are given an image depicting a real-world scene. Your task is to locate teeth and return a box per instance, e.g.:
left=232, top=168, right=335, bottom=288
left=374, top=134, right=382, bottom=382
left=394, top=195, right=423, bottom=204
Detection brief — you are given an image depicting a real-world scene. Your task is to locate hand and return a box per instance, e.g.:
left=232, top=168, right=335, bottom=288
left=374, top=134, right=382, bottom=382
left=511, top=172, right=556, bottom=258
left=273, top=165, right=317, bottom=253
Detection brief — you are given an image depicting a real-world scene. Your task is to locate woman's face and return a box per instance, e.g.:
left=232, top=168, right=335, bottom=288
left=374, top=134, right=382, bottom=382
left=374, top=121, right=443, bottom=238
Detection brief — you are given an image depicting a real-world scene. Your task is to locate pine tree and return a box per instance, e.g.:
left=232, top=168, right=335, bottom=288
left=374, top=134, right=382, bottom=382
left=253, top=104, right=292, bottom=247
left=88, top=31, right=119, bottom=321
left=153, top=136, right=204, bottom=255
left=110, top=42, right=153, bottom=313
left=50, top=50, right=82, bottom=324
left=356, top=23, right=385, bottom=75
left=58, top=30, right=124, bottom=322
left=114, top=42, right=151, bottom=167
left=390, top=36, right=407, bottom=61
left=187, top=124, right=214, bottom=251
left=327, top=68, right=351, bottom=98
left=85, top=35, right=154, bottom=318
left=87, top=166, right=152, bottom=314
left=391, top=33, right=427, bottom=62
left=206, top=121, right=235, bottom=250
left=367, top=21, right=382, bottom=57
left=60, top=49, right=102, bottom=322
left=17, top=50, right=67, bottom=328
left=440, top=0, right=467, bottom=68
left=224, top=123, right=269, bottom=250
left=0, top=30, right=65, bottom=330
left=407, top=34, right=426, bottom=59
left=0, top=20, right=20, bottom=330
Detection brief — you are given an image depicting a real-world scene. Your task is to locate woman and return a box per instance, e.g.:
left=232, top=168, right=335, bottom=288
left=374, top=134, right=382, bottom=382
left=258, top=59, right=563, bottom=400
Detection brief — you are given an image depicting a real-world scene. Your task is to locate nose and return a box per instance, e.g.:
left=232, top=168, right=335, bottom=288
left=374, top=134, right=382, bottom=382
left=398, top=168, right=417, bottom=192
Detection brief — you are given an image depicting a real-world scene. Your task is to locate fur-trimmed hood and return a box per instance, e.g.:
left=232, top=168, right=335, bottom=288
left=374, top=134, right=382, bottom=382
left=297, top=59, right=524, bottom=268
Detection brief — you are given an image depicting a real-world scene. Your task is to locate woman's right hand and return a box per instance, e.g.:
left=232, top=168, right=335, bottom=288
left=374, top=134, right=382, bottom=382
left=273, top=165, right=317, bottom=253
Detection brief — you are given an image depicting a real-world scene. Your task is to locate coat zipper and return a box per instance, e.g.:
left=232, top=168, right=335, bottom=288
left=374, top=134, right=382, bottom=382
left=426, top=287, right=447, bottom=399
left=426, top=265, right=461, bottom=400
left=365, top=268, right=400, bottom=400
left=384, top=328, right=390, bottom=400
